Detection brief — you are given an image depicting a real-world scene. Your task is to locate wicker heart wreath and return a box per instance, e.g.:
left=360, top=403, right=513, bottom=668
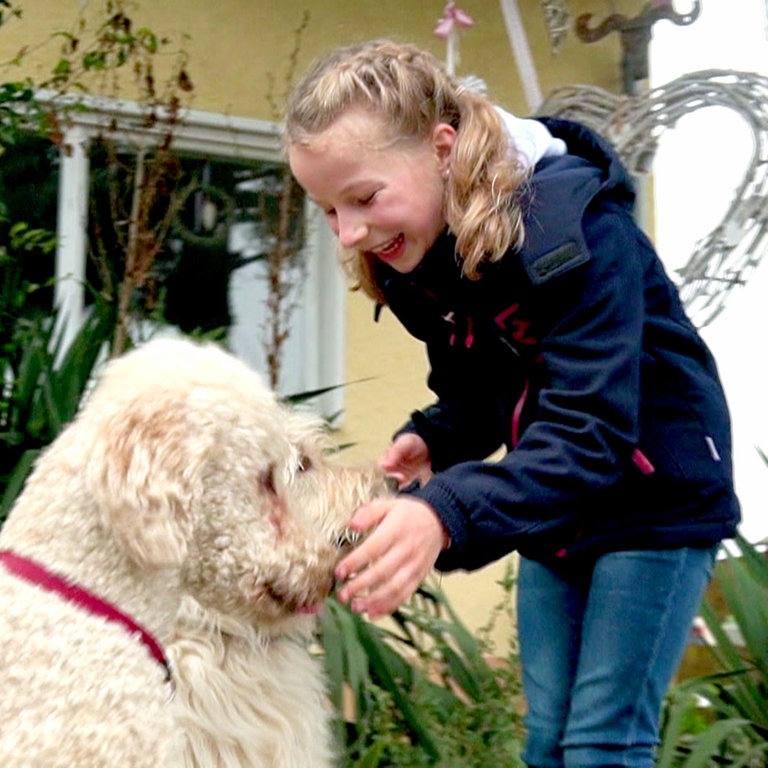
left=537, top=70, right=768, bottom=327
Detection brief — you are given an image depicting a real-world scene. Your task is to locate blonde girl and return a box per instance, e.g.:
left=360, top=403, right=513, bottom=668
left=285, top=39, right=739, bottom=768
left=285, top=38, right=536, bottom=301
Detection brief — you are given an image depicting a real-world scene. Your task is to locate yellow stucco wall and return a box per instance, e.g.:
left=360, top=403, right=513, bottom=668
left=1, top=0, right=631, bottom=114
left=0, top=0, right=642, bottom=647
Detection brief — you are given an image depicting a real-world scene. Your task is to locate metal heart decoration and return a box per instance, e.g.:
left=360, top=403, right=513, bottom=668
left=537, top=70, right=768, bottom=327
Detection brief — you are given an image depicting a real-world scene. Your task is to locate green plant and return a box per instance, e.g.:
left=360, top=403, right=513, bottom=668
left=0, top=297, right=116, bottom=524
left=321, top=578, right=525, bottom=767
left=658, top=533, right=768, bottom=767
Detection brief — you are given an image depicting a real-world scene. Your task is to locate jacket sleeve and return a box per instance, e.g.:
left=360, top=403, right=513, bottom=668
left=411, top=200, right=648, bottom=572
left=396, top=399, right=505, bottom=470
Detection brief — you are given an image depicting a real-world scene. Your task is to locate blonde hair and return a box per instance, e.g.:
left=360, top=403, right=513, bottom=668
left=285, top=39, right=528, bottom=304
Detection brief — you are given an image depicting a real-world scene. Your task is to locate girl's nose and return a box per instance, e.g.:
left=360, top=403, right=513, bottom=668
left=337, top=212, right=368, bottom=249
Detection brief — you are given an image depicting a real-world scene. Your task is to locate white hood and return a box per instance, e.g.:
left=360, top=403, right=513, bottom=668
left=495, top=106, right=567, bottom=168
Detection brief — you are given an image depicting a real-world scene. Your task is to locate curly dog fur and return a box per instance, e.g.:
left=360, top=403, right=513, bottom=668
left=0, top=337, right=390, bottom=767
left=169, top=390, right=392, bottom=768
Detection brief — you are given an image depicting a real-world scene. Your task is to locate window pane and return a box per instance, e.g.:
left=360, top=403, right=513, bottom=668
left=88, top=141, right=305, bottom=342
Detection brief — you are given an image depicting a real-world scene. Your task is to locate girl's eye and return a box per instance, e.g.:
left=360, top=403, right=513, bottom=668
left=358, top=192, right=376, bottom=206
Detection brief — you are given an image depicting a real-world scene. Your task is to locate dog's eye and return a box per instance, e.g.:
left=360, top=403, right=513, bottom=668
left=298, top=455, right=313, bottom=473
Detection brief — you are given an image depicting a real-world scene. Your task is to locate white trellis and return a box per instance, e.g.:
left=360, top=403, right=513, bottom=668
left=537, top=70, right=768, bottom=327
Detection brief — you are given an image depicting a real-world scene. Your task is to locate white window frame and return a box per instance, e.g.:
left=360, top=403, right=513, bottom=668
left=45, top=92, right=345, bottom=420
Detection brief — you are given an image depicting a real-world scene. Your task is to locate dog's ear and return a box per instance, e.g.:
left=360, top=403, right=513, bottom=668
left=87, top=393, right=206, bottom=569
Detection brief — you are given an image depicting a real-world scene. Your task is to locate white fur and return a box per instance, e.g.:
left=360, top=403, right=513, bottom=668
left=0, top=338, right=390, bottom=767
left=170, top=599, right=334, bottom=768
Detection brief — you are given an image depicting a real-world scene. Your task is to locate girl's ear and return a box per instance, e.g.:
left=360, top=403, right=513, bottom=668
left=432, top=122, right=457, bottom=175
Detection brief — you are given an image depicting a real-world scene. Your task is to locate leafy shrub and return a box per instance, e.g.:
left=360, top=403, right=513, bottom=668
left=658, top=533, right=768, bottom=767
left=1, top=298, right=115, bottom=524
left=322, top=579, right=526, bottom=767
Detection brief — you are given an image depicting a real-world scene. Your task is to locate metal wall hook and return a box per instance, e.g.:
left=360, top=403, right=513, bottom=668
left=575, top=1, right=702, bottom=93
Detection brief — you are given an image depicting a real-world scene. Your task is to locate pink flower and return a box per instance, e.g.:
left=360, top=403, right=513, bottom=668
left=434, top=2, right=475, bottom=39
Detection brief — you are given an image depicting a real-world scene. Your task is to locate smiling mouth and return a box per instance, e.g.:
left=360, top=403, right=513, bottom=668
left=372, top=234, right=404, bottom=259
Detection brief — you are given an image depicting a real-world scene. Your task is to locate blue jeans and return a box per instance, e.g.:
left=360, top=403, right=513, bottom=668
left=517, top=547, right=718, bottom=768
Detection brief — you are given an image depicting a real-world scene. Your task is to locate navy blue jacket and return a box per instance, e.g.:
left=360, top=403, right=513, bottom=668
left=375, top=118, right=741, bottom=572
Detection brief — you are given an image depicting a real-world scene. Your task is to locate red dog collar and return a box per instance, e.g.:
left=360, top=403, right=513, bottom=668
left=0, top=549, right=172, bottom=683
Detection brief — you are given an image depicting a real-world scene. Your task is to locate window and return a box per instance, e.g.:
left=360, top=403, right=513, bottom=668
left=7, top=95, right=345, bottom=419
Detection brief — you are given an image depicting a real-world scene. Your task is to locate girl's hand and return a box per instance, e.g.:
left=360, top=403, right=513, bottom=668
left=380, top=432, right=433, bottom=489
left=334, top=496, right=449, bottom=619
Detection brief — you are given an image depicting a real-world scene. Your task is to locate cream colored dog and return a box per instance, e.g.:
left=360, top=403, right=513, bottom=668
left=168, top=400, right=391, bottom=768
left=0, top=337, right=388, bottom=767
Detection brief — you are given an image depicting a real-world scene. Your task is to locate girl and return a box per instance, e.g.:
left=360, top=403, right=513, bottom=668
left=285, top=39, right=740, bottom=768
